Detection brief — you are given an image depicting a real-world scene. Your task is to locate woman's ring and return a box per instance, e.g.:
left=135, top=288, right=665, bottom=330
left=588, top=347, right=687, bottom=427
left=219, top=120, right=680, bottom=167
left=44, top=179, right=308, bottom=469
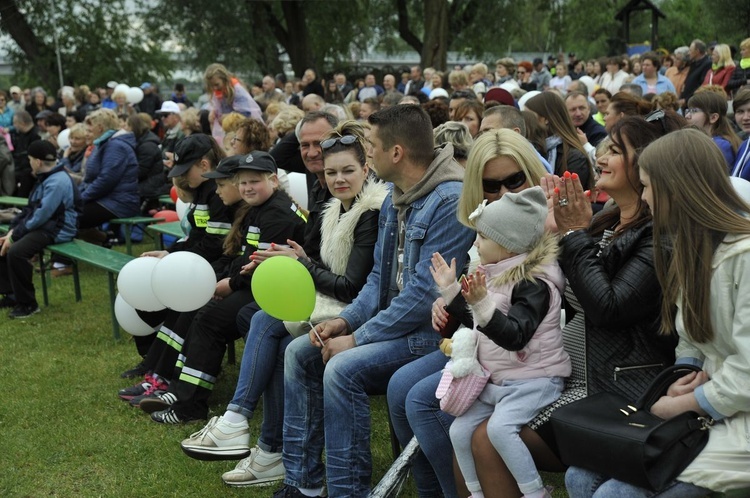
left=558, top=198, right=569, bottom=207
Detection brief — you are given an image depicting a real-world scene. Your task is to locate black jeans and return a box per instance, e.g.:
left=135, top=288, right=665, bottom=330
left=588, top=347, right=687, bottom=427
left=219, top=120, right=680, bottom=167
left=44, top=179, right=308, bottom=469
left=0, top=230, right=53, bottom=305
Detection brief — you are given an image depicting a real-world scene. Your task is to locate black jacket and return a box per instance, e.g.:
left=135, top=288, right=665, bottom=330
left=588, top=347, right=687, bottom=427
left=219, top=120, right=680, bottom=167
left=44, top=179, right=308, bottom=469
left=726, top=65, right=750, bottom=96
left=682, top=55, right=712, bottom=103
left=580, top=116, right=607, bottom=148
left=559, top=219, right=676, bottom=399
left=135, top=131, right=167, bottom=200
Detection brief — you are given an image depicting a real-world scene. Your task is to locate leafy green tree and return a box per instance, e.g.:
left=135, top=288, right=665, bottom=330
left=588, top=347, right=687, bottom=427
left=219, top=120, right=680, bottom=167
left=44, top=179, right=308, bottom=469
left=0, top=0, right=174, bottom=91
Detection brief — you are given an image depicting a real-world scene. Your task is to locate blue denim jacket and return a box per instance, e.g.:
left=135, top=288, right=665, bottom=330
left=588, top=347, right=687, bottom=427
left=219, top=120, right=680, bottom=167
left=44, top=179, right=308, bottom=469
left=340, top=180, right=474, bottom=353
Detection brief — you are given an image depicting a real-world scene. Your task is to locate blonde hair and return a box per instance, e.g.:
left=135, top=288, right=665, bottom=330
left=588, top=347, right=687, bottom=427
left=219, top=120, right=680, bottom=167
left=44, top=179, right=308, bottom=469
left=741, top=37, right=750, bottom=51
left=270, top=106, right=304, bottom=138
left=85, top=108, right=120, bottom=131
left=471, top=63, right=488, bottom=77
left=448, top=70, right=469, bottom=88
left=712, top=44, right=735, bottom=68
left=68, top=123, right=87, bottom=139
left=204, top=63, right=236, bottom=104
left=221, top=112, right=246, bottom=133
left=458, top=129, right=546, bottom=227
left=181, top=108, right=201, bottom=134
left=639, top=129, right=750, bottom=342
left=434, top=121, right=473, bottom=160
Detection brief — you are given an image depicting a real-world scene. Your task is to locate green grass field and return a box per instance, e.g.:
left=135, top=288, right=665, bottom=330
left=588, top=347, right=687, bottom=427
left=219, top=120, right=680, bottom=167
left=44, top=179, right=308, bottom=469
left=0, top=240, right=566, bottom=497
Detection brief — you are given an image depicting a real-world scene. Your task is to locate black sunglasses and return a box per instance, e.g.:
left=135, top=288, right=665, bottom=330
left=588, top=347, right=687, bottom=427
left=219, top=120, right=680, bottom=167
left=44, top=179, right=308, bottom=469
left=321, top=134, right=357, bottom=150
left=482, top=171, right=527, bottom=194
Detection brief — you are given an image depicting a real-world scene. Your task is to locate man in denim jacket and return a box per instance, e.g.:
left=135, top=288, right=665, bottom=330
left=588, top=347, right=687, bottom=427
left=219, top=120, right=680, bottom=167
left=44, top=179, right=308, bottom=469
left=275, top=105, right=474, bottom=498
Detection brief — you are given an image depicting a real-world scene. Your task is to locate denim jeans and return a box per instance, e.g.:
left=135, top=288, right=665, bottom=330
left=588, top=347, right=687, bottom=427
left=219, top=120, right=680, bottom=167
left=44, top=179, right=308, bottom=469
left=388, top=349, right=457, bottom=498
left=565, top=467, right=712, bottom=498
left=282, top=333, right=436, bottom=497
left=226, top=310, right=291, bottom=453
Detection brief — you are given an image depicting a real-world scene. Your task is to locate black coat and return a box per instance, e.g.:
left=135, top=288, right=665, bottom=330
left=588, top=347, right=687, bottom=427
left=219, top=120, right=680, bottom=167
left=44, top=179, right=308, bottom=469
left=135, top=131, right=167, bottom=200
left=559, top=219, right=676, bottom=399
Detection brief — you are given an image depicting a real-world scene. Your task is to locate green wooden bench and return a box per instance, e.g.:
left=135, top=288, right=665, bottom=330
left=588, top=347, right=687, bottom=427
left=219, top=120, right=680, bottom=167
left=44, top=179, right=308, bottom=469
left=0, top=224, right=8, bottom=235
left=158, top=195, right=176, bottom=207
left=146, top=221, right=185, bottom=250
left=0, top=195, right=28, bottom=208
left=42, top=240, right=135, bottom=340
left=109, top=217, right=165, bottom=255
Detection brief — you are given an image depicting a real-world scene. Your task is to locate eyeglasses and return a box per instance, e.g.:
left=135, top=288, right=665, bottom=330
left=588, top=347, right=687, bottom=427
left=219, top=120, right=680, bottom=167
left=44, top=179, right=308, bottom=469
left=482, top=171, right=527, bottom=194
left=230, top=136, right=240, bottom=145
left=321, top=134, right=357, bottom=150
left=684, top=108, right=703, bottom=116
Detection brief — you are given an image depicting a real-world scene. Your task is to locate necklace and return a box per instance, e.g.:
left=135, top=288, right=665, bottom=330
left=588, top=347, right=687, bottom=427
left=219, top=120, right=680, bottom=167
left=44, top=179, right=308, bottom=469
left=596, top=220, right=620, bottom=257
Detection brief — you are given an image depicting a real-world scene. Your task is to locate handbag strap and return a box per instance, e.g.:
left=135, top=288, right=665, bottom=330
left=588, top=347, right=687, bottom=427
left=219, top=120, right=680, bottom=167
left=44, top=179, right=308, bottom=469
left=634, top=364, right=702, bottom=410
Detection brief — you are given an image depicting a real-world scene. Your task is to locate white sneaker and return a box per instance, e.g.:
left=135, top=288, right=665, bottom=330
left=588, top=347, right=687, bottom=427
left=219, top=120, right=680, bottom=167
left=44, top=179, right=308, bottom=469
left=180, top=415, right=251, bottom=461
left=222, top=446, right=285, bottom=487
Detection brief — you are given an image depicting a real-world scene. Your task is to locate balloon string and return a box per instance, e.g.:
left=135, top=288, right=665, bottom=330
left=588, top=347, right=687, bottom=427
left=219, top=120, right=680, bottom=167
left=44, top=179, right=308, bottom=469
left=309, top=321, right=325, bottom=345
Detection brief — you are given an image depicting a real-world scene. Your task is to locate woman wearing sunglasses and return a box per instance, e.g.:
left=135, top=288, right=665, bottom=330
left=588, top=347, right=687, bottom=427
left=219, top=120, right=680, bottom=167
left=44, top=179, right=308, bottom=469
left=387, top=129, right=548, bottom=498
left=179, top=120, right=389, bottom=487
left=470, top=111, right=688, bottom=497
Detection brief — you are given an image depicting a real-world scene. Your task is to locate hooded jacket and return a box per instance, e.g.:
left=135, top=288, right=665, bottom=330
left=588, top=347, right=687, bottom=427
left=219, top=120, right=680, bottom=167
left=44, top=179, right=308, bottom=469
left=134, top=130, right=166, bottom=200
left=80, top=130, right=140, bottom=217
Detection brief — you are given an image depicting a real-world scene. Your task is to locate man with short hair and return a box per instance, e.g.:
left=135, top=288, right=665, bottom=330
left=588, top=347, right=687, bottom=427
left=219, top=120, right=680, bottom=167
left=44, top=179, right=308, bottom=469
left=358, top=74, right=385, bottom=102
left=682, top=39, right=712, bottom=105
left=530, top=58, right=552, bottom=91
left=481, top=106, right=553, bottom=173
left=404, top=65, right=425, bottom=96
left=255, top=75, right=284, bottom=109
left=301, top=94, right=325, bottom=113
left=334, top=72, right=352, bottom=96
left=302, top=69, right=324, bottom=97
left=565, top=91, right=607, bottom=147
left=275, top=105, right=474, bottom=498
left=382, top=74, right=396, bottom=93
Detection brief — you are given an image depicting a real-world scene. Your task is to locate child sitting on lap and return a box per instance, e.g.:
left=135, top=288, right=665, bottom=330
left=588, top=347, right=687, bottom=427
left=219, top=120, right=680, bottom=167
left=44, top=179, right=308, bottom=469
left=431, top=186, right=571, bottom=498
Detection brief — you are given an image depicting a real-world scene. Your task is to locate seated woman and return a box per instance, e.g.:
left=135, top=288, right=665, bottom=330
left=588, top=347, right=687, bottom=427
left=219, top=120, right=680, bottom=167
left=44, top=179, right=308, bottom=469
left=387, top=129, right=548, bottom=498
left=470, top=111, right=687, bottom=498
left=178, top=121, right=388, bottom=487
left=566, top=128, right=750, bottom=497
left=686, top=90, right=741, bottom=169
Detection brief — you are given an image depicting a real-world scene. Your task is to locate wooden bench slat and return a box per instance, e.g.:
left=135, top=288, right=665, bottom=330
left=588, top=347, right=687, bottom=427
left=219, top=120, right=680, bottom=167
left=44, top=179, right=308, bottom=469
left=48, top=240, right=134, bottom=273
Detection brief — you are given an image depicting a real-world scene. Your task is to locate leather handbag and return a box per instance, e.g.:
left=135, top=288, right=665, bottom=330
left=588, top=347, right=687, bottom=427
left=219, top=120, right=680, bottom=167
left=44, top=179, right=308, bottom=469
left=550, top=364, right=713, bottom=491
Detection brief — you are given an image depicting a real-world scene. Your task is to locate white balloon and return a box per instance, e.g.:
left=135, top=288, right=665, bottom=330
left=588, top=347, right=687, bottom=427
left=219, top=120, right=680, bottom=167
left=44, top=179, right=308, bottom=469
left=126, top=87, right=144, bottom=104
left=114, top=83, right=130, bottom=95
left=115, top=294, right=161, bottom=336
left=117, top=257, right=165, bottom=311
left=175, top=199, right=189, bottom=221
left=57, top=128, right=70, bottom=150
left=151, top=252, right=216, bottom=312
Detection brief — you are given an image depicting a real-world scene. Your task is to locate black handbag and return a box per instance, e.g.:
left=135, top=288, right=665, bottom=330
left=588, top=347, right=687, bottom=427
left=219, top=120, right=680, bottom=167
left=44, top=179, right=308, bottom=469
left=550, top=364, right=713, bottom=491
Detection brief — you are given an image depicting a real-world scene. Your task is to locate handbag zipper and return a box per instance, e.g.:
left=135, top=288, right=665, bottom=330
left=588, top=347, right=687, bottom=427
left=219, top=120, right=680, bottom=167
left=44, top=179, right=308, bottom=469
left=613, top=363, right=663, bottom=381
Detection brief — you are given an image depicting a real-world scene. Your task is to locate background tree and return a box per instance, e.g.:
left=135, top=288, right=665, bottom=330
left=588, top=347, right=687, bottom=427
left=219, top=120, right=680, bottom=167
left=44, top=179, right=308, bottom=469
left=0, top=0, right=174, bottom=90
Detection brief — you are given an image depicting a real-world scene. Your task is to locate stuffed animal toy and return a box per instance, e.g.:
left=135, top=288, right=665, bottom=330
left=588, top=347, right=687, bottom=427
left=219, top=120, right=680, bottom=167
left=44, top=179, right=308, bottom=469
left=439, top=327, right=484, bottom=378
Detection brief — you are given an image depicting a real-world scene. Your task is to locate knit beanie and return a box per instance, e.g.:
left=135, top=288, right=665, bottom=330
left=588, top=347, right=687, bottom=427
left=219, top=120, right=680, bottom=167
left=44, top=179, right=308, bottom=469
left=470, top=186, right=547, bottom=254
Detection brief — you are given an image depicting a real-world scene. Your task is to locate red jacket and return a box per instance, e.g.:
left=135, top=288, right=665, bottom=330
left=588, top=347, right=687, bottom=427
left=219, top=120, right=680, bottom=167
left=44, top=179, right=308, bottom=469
left=703, top=65, right=736, bottom=90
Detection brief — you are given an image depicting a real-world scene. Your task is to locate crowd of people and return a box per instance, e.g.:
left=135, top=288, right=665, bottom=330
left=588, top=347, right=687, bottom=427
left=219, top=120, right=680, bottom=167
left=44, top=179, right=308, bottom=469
left=1, top=37, right=750, bottom=497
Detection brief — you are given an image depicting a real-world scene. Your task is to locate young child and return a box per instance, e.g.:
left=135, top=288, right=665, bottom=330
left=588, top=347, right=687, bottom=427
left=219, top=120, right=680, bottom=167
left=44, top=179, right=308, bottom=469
left=430, top=187, right=571, bottom=498
left=0, top=141, right=79, bottom=318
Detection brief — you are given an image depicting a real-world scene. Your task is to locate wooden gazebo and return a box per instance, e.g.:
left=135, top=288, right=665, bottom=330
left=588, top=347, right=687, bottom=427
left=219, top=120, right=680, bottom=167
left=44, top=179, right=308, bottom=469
left=615, top=0, right=666, bottom=50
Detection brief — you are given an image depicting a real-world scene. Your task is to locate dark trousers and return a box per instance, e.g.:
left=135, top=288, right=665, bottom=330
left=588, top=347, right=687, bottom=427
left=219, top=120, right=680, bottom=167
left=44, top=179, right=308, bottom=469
left=170, top=288, right=255, bottom=419
left=77, top=202, right=117, bottom=245
left=0, top=230, right=53, bottom=305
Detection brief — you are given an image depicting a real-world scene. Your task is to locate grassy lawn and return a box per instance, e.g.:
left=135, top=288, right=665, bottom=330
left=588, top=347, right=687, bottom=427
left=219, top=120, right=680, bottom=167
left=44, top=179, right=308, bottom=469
left=0, top=240, right=566, bottom=497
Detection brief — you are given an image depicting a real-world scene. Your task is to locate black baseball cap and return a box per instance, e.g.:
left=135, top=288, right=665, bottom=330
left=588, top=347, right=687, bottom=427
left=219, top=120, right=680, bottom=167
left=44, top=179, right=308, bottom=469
left=202, top=154, right=244, bottom=179
left=168, top=134, right=214, bottom=178
left=28, top=140, right=57, bottom=161
left=533, top=58, right=543, bottom=65
left=234, top=151, right=277, bottom=174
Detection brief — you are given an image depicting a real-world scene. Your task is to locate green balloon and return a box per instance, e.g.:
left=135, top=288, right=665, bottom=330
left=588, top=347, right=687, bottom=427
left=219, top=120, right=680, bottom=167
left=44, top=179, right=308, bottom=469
left=251, top=256, right=316, bottom=321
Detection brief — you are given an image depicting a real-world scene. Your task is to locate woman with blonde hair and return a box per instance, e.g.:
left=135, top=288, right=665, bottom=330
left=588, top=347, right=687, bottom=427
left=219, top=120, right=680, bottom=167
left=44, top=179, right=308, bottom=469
left=388, top=129, right=547, bottom=497
left=567, top=128, right=750, bottom=497
left=204, top=63, right=263, bottom=142
left=702, top=43, right=736, bottom=91
left=686, top=90, right=741, bottom=167
left=449, top=70, right=470, bottom=92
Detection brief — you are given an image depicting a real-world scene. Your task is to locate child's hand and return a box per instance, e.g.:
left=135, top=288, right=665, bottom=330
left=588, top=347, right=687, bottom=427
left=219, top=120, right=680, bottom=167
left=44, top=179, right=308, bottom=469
left=213, top=277, right=232, bottom=299
left=462, top=271, right=487, bottom=305
left=429, top=252, right=457, bottom=289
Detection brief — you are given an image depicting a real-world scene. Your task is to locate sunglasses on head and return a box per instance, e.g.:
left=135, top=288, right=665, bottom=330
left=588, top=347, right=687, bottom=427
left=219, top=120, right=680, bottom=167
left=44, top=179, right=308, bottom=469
left=482, top=171, right=527, bottom=194
left=321, top=134, right=357, bottom=150
left=645, top=109, right=667, bottom=133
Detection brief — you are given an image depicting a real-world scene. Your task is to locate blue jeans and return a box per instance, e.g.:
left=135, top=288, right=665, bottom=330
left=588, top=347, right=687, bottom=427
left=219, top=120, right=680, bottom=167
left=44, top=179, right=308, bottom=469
left=226, top=310, right=291, bottom=454
left=388, top=350, right=458, bottom=498
left=282, top=333, right=437, bottom=498
left=565, top=467, right=712, bottom=498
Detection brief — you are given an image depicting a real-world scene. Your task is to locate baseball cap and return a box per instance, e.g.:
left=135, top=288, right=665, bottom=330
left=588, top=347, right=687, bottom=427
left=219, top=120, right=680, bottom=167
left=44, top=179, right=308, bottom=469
left=156, top=101, right=181, bottom=115
left=234, top=151, right=277, bottom=174
left=484, top=88, right=514, bottom=106
left=167, top=134, right=214, bottom=178
left=107, top=81, right=118, bottom=89
left=202, top=154, right=244, bottom=179
left=28, top=140, right=57, bottom=161
left=140, top=82, right=152, bottom=90
left=9, top=85, right=21, bottom=95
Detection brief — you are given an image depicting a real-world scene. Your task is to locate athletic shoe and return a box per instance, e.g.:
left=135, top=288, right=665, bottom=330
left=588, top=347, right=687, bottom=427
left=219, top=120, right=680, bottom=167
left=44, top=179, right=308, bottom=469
left=223, top=446, right=285, bottom=487
left=0, top=295, right=17, bottom=308
left=139, top=391, right=177, bottom=414
left=150, top=407, right=202, bottom=425
left=120, top=360, right=149, bottom=379
left=51, top=266, right=73, bottom=278
left=9, top=303, right=40, bottom=319
left=180, top=415, right=251, bottom=461
left=128, top=376, right=169, bottom=407
left=118, top=374, right=154, bottom=401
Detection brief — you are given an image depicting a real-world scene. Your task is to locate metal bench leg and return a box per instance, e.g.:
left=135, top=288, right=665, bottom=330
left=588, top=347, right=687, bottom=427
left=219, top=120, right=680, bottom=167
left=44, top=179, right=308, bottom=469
left=108, top=272, right=121, bottom=340
left=72, top=263, right=82, bottom=302
left=39, top=251, right=49, bottom=306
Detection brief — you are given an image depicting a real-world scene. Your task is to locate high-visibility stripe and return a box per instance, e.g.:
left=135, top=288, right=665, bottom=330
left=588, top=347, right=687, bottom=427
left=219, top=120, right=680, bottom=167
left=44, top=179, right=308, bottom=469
left=290, top=202, right=307, bottom=222
left=156, top=327, right=184, bottom=351
left=179, top=373, right=214, bottom=390
left=181, top=366, right=217, bottom=384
